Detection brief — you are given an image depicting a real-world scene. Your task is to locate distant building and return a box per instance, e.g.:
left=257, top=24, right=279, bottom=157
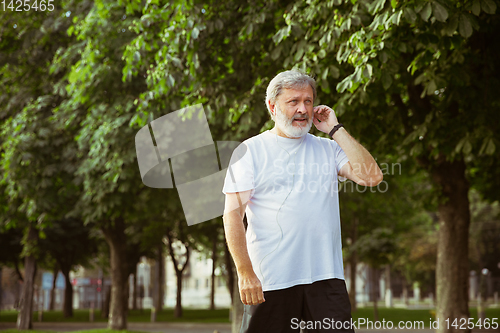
left=164, top=251, right=231, bottom=308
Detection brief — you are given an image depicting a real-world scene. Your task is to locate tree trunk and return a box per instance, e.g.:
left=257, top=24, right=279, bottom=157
left=102, top=285, right=111, bottom=319
left=349, top=217, right=358, bottom=312
left=402, top=279, right=409, bottom=306
left=175, top=270, right=183, bottom=318
left=102, top=219, right=129, bottom=330
left=171, top=247, right=190, bottom=318
left=371, top=267, right=379, bottom=322
left=210, top=235, right=217, bottom=310
left=154, top=245, right=164, bottom=313
left=49, top=267, right=58, bottom=311
left=165, top=229, right=190, bottom=319
left=385, top=264, right=393, bottom=307
left=61, top=268, right=73, bottom=317
left=231, top=269, right=244, bottom=333
left=132, top=272, right=137, bottom=310
left=0, top=266, right=2, bottom=317
left=432, top=158, right=470, bottom=333
left=16, top=225, right=38, bottom=330
left=349, top=256, right=357, bottom=312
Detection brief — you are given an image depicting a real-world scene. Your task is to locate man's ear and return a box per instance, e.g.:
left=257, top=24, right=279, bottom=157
left=268, top=100, right=276, bottom=117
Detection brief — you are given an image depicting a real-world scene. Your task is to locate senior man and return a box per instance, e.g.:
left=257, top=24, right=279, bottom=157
left=222, top=70, right=383, bottom=333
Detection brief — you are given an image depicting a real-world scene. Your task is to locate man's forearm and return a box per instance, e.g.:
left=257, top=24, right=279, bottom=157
left=223, top=210, right=254, bottom=276
left=333, top=127, right=383, bottom=183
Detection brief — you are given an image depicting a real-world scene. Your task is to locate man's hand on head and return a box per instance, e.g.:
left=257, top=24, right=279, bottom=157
left=313, top=105, right=339, bottom=134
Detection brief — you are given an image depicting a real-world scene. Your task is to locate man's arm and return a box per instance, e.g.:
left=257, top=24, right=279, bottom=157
left=222, top=190, right=265, bottom=305
left=313, top=105, right=383, bottom=187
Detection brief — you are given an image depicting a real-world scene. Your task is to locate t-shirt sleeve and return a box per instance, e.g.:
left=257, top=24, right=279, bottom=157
left=222, top=142, right=255, bottom=194
left=334, top=141, right=349, bottom=181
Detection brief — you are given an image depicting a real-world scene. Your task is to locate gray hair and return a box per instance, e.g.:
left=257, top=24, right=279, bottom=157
left=265, top=70, right=317, bottom=119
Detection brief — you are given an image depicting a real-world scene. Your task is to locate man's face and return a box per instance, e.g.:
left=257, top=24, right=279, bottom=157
left=271, top=86, right=314, bottom=138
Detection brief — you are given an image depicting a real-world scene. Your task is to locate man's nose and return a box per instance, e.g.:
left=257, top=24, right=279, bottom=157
left=297, top=102, right=307, bottom=113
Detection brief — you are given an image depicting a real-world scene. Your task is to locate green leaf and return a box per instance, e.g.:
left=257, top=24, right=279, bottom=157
left=351, top=15, right=361, bottom=26
left=330, top=65, right=340, bottom=78
left=391, top=10, right=403, bottom=25
left=432, top=2, right=448, bottom=22
left=420, top=3, right=432, bottom=22
left=215, top=19, right=224, bottom=30
left=369, top=0, right=386, bottom=14
left=443, top=14, right=459, bottom=36
left=404, top=7, right=417, bottom=23
left=353, top=67, right=362, bottom=83
left=481, top=0, right=497, bottom=14
left=379, top=51, right=389, bottom=63
left=463, top=140, right=472, bottom=154
left=485, top=138, right=496, bottom=154
left=271, top=45, right=282, bottom=60
left=471, top=0, right=481, bottom=16
left=246, top=23, right=253, bottom=35
left=336, top=75, right=353, bottom=93
left=167, top=74, right=175, bottom=87
left=364, top=64, right=373, bottom=78
left=321, top=67, right=329, bottom=80
left=459, top=14, right=473, bottom=38
left=381, top=71, right=392, bottom=90
left=294, top=46, right=305, bottom=62
left=426, top=80, right=437, bottom=95
left=455, top=137, right=467, bottom=153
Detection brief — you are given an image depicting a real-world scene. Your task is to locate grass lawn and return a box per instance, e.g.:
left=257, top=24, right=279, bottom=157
left=1, top=307, right=499, bottom=328
left=2, top=329, right=148, bottom=333
left=0, top=308, right=230, bottom=324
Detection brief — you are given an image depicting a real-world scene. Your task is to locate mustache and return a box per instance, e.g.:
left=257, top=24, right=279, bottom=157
left=293, top=114, right=309, bottom=120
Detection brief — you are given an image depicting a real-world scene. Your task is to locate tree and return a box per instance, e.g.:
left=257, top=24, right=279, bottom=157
left=469, top=190, right=500, bottom=288
left=340, top=157, right=433, bottom=311
left=184, top=217, right=226, bottom=310
left=49, top=0, right=162, bottom=328
left=0, top=2, right=80, bottom=327
left=38, top=218, right=98, bottom=317
left=0, top=227, right=24, bottom=283
left=395, top=216, right=438, bottom=301
left=165, top=223, right=190, bottom=318
left=352, top=227, right=397, bottom=321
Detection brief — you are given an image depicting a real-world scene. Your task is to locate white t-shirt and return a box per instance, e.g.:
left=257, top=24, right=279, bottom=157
left=222, top=130, right=349, bottom=292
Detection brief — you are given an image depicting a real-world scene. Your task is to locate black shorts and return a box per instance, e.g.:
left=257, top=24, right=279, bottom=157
left=240, top=278, right=354, bottom=333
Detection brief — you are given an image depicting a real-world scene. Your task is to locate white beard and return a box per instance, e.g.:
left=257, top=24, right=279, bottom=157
left=274, top=103, right=313, bottom=138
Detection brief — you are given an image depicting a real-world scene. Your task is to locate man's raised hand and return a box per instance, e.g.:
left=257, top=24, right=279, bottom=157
left=313, top=105, right=339, bottom=134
